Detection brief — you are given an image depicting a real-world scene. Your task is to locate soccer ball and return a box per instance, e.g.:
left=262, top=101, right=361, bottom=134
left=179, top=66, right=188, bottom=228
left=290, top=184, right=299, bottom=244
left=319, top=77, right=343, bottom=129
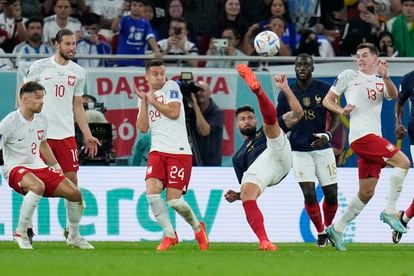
left=253, top=30, right=280, bottom=57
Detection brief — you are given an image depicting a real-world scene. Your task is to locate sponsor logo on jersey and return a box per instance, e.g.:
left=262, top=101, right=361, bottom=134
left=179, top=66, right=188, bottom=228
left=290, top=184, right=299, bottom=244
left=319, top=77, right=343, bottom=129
left=376, top=82, right=384, bottom=92
left=68, top=75, right=76, bottom=86
left=44, top=76, right=53, bottom=80
left=170, top=90, right=179, bottom=99
left=37, top=130, right=45, bottom=140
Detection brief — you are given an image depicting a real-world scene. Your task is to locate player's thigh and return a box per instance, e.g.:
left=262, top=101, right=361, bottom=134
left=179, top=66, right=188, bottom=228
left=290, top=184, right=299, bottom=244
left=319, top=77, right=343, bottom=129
left=146, top=151, right=167, bottom=185
left=47, top=137, right=79, bottom=173
left=266, top=132, right=293, bottom=175
left=52, top=178, right=82, bottom=202
left=9, top=167, right=45, bottom=195
left=313, top=148, right=338, bottom=186
left=292, top=151, right=316, bottom=183
left=165, top=153, right=192, bottom=194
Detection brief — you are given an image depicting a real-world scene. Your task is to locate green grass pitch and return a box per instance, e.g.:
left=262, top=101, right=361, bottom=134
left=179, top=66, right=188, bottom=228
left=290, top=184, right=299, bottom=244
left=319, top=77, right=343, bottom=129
left=1, top=242, right=413, bottom=276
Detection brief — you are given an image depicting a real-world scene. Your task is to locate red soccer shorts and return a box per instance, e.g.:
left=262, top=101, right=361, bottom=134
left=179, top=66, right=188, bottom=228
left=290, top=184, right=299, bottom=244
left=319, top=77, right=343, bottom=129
left=9, top=166, right=65, bottom=197
left=146, top=151, right=193, bottom=193
left=45, top=137, right=79, bottom=173
left=351, top=134, right=399, bottom=179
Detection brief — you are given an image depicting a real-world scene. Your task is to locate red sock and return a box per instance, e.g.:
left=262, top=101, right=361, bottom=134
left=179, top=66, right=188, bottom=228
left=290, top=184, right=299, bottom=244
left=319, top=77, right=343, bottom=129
left=405, top=198, right=414, bottom=218
left=322, top=200, right=338, bottom=227
left=305, top=202, right=324, bottom=233
left=242, top=200, right=269, bottom=242
left=256, top=88, right=277, bottom=125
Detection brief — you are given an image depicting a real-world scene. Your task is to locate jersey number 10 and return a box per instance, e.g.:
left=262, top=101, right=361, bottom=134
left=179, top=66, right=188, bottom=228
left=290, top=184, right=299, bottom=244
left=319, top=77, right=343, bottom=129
left=55, top=85, right=65, bottom=97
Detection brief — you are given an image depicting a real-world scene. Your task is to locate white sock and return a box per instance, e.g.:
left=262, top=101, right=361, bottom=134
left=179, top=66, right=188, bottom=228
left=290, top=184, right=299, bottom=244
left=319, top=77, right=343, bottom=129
left=167, top=198, right=201, bottom=232
left=67, top=201, right=82, bottom=239
left=385, top=168, right=407, bottom=214
left=16, top=191, right=42, bottom=234
left=334, top=195, right=366, bottom=233
left=402, top=213, right=410, bottom=224
left=147, top=194, right=175, bottom=237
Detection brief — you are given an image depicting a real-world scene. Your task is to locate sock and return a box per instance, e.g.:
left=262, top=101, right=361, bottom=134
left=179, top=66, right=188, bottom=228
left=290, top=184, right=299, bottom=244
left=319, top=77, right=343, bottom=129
left=334, top=195, right=365, bottom=233
left=385, top=168, right=407, bottom=214
left=147, top=194, right=175, bottom=237
left=404, top=198, right=414, bottom=221
left=242, top=200, right=270, bottom=242
left=167, top=198, right=201, bottom=232
left=67, top=201, right=82, bottom=239
left=305, top=202, right=324, bottom=233
left=256, top=88, right=277, bottom=125
left=16, top=191, right=42, bottom=234
left=323, top=200, right=338, bottom=227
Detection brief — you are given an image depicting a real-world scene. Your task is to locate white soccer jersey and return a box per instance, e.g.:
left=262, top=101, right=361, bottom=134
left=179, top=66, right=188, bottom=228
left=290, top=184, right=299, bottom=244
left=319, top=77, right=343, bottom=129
left=24, top=56, right=86, bottom=139
left=330, top=69, right=390, bottom=143
left=138, top=80, right=192, bottom=155
left=0, top=110, right=48, bottom=179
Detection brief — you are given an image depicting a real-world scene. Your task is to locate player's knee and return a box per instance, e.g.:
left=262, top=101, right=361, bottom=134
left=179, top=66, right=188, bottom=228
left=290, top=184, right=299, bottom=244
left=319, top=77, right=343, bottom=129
left=323, top=184, right=338, bottom=205
left=302, top=189, right=317, bottom=204
left=29, top=181, right=45, bottom=196
left=398, top=155, right=411, bottom=170
left=359, top=189, right=375, bottom=202
left=66, top=189, right=82, bottom=202
left=240, top=184, right=260, bottom=201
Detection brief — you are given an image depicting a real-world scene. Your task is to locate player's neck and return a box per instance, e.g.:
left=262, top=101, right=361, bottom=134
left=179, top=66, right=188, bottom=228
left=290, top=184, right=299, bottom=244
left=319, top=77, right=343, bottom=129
left=19, top=108, right=35, bottom=122
left=53, top=54, right=70, bottom=66
left=297, top=78, right=313, bottom=89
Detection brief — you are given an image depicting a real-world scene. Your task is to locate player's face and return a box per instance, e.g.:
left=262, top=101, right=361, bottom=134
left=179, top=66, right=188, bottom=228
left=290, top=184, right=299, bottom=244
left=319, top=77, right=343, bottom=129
left=356, top=47, right=377, bottom=73
left=237, top=111, right=257, bottom=137
left=23, top=90, right=45, bottom=113
left=56, top=34, right=77, bottom=60
left=146, top=65, right=167, bottom=91
left=295, top=56, right=314, bottom=81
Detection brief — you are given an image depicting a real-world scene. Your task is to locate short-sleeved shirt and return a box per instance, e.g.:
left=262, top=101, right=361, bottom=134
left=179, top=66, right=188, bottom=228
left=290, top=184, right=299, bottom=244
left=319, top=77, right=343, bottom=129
left=330, top=69, right=390, bottom=143
left=24, top=56, right=86, bottom=139
left=43, top=15, right=82, bottom=44
left=277, top=79, right=332, bottom=151
left=138, top=80, right=192, bottom=155
left=398, top=70, right=414, bottom=143
left=0, top=110, right=48, bottom=179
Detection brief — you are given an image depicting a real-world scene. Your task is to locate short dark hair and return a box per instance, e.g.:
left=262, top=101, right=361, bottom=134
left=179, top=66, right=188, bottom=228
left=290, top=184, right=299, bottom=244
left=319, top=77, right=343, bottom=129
left=170, top=16, right=188, bottom=28
left=356, top=42, right=379, bottom=56
left=20, top=82, right=45, bottom=97
left=235, top=105, right=255, bottom=117
left=145, top=59, right=165, bottom=72
left=82, top=13, right=101, bottom=26
left=25, top=18, right=44, bottom=29
left=54, top=29, right=74, bottom=44
left=82, top=94, right=97, bottom=103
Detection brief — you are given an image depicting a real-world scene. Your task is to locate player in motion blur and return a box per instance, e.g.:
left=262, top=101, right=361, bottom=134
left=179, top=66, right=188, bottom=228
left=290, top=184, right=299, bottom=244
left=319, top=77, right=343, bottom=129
left=225, top=64, right=303, bottom=250
left=393, top=70, right=414, bottom=243
left=323, top=43, right=410, bottom=251
left=22, top=29, right=99, bottom=249
left=0, top=82, right=89, bottom=249
left=134, top=59, right=209, bottom=251
left=277, top=54, right=340, bottom=247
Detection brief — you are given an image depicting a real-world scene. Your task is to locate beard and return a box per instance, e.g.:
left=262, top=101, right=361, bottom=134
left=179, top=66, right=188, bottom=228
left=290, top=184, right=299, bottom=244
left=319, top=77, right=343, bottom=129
left=240, top=125, right=256, bottom=137
left=30, top=33, right=42, bottom=43
left=59, top=50, right=74, bottom=61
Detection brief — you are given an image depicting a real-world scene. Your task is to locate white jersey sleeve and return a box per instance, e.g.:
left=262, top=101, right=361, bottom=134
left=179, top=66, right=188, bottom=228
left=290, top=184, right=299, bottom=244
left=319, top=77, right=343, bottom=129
left=330, top=69, right=355, bottom=97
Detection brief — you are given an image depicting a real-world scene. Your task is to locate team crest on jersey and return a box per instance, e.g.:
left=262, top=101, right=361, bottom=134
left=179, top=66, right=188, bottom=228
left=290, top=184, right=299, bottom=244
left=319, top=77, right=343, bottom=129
left=314, top=95, right=322, bottom=105
left=37, top=130, right=45, bottom=140
left=170, top=90, right=179, bottom=99
left=386, top=143, right=395, bottom=152
left=376, top=83, right=384, bottom=92
left=68, top=75, right=76, bottom=86
left=147, top=166, right=153, bottom=174
left=303, top=97, right=311, bottom=107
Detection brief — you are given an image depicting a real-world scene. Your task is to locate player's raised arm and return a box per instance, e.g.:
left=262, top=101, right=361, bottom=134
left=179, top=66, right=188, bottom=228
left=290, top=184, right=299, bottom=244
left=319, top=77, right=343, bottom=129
left=275, top=74, right=304, bottom=127
left=378, top=59, right=398, bottom=99
left=148, top=91, right=181, bottom=120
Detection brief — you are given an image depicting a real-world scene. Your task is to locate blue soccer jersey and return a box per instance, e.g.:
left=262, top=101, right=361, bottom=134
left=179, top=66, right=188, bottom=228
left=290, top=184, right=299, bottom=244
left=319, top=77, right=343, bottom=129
left=277, top=79, right=331, bottom=151
left=399, top=71, right=414, bottom=143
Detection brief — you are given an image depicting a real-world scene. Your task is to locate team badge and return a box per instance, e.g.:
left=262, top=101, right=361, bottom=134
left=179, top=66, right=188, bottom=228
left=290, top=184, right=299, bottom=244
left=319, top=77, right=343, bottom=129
left=386, top=143, right=395, bottom=152
left=314, top=95, right=322, bottom=105
left=37, top=130, right=45, bottom=140
left=303, top=97, right=311, bottom=107
left=170, top=90, right=179, bottom=99
left=376, top=83, right=384, bottom=92
left=147, top=166, right=153, bottom=174
left=68, top=75, right=76, bottom=86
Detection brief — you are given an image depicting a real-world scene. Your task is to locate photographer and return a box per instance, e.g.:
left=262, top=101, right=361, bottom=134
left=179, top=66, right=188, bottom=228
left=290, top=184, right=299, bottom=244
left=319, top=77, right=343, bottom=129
left=182, top=79, right=224, bottom=166
left=82, top=94, right=108, bottom=123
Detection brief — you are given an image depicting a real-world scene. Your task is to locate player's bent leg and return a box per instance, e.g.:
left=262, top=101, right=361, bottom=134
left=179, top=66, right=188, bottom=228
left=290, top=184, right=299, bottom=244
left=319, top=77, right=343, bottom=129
left=236, top=64, right=261, bottom=92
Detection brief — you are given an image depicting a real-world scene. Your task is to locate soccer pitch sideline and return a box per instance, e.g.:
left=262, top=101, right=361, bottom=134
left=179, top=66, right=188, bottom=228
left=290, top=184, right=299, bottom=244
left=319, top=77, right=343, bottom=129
left=0, top=242, right=413, bottom=276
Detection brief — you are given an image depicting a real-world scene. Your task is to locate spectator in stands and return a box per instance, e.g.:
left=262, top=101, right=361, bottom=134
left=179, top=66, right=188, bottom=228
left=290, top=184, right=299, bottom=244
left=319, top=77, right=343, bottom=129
left=239, top=0, right=267, bottom=26
left=82, top=94, right=108, bottom=123
left=0, top=0, right=27, bottom=53
left=295, top=29, right=335, bottom=57
left=111, top=0, right=160, bottom=67
left=43, top=0, right=87, bottom=19
left=158, top=0, right=196, bottom=43
left=43, top=0, right=82, bottom=44
left=76, top=13, right=112, bottom=67
left=142, top=1, right=159, bottom=40
left=206, top=27, right=246, bottom=68
left=21, top=0, right=42, bottom=18
left=386, top=0, right=414, bottom=57
left=210, top=0, right=249, bottom=40
left=157, top=16, right=198, bottom=67
left=85, top=0, right=124, bottom=29
left=376, top=31, right=398, bottom=57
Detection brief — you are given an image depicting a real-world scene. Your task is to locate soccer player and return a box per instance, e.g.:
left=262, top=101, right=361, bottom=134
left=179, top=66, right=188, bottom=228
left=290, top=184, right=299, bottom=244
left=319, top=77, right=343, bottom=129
left=322, top=43, right=410, bottom=251
left=276, top=54, right=340, bottom=247
left=22, top=29, right=100, bottom=247
left=224, top=64, right=304, bottom=250
left=393, top=70, right=414, bottom=243
left=134, top=59, right=209, bottom=251
left=0, top=82, right=90, bottom=249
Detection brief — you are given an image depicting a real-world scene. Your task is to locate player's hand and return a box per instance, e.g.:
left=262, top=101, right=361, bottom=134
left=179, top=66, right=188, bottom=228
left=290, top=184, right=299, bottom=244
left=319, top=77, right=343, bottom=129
left=133, top=85, right=146, bottom=100
left=146, top=91, right=157, bottom=105
left=190, top=94, right=200, bottom=111
left=224, top=190, right=240, bottom=203
left=84, top=135, right=101, bottom=158
left=274, top=74, right=289, bottom=91
left=342, top=104, right=355, bottom=115
left=377, top=59, right=389, bottom=78
left=395, top=124, right=407, bottom=139
left=311, top=132, right=330, bottom=148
